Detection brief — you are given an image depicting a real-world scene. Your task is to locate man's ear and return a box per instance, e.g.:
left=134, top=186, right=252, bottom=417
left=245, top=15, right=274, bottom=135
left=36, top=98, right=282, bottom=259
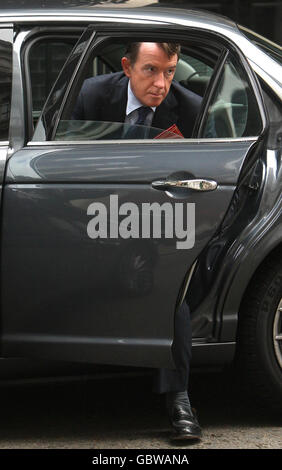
left=121, top=56, right=132, bottom=77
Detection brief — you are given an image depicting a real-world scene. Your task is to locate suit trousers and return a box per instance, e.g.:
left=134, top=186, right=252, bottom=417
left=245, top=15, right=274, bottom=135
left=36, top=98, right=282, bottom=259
left=152, top=300, right=192, bottom=394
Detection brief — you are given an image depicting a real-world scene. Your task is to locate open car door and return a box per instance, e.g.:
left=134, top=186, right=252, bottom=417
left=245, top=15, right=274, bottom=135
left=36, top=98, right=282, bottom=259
left=1, top=23, right=264, bottom=368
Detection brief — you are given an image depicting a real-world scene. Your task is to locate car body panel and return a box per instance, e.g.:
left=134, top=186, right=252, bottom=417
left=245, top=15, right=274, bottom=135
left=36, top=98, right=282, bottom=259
left=2, top=139, right=256, bottom=367
left=0, top=7, right=280, bottom=373
left=220, top=148, right=282, bottom=340
left=6, top=141, right=256, bottom=184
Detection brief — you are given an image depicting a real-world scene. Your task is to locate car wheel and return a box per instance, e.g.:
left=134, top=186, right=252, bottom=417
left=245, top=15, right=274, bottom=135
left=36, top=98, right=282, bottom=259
left=235, top=255, right=282, bottom=412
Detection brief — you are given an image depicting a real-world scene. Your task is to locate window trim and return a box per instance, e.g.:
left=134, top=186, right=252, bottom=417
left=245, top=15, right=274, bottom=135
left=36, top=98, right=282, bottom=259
left=27, top=136, right=259, bottom=147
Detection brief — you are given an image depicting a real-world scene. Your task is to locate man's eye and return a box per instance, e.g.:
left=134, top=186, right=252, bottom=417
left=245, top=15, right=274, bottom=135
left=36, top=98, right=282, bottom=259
left=167, top=69, right=175, bottom=76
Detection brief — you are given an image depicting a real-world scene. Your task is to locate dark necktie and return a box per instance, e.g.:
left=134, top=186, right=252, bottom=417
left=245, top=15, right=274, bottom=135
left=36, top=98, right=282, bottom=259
left=135, top=106, right=152, bottom=126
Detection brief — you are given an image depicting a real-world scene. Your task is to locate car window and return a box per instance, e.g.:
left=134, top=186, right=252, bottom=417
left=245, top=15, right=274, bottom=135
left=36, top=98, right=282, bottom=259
left=201, top=54, right=263, bottom=138
left=238, top=25, right=282, bottom=66
left=28, top=37, right=78, bottom=126
left=51, top=39, right=219, bottom=141
left=0, top=28, right=12, bottom=141
left=33, top=36, right=263, bottom=143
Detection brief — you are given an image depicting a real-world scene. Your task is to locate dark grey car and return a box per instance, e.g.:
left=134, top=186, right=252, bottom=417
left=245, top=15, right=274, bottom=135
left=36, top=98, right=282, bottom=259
left=0, top=6, right=281, bottom=408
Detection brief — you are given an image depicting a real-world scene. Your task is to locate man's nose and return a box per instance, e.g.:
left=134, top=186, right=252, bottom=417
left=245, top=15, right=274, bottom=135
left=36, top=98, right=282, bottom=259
left=153, top=72, right=165, bottom=89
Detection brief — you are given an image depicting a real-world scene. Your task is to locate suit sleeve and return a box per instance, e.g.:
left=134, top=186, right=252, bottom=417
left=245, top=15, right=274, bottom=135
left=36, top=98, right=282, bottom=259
left=71, top=78, right=100, bottom=120
left=71, top=75, right=113, bottom=121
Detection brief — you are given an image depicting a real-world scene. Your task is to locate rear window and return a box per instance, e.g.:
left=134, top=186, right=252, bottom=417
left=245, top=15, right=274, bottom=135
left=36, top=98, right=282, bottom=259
left=239, top=26, right=282, bottom=65
left=28, top=37, right=78, bottom=126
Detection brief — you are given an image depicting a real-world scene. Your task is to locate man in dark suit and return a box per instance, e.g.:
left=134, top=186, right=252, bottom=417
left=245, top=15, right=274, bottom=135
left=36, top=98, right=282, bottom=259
left=73, top=42, right=202, bottom=441
left=72, top=42, right=201, bottom=139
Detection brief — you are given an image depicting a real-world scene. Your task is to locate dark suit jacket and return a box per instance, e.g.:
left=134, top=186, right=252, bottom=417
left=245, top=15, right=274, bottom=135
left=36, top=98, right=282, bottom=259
left=72, top=72, right=202, bottom=138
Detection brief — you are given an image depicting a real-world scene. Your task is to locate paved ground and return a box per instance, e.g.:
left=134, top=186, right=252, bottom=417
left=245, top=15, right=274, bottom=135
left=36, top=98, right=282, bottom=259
left=0, top=368, right=280, bottom=449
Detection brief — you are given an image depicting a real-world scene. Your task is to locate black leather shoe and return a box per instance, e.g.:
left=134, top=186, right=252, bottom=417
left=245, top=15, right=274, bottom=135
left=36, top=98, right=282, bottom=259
left=169, top=404, right=202, bottom=441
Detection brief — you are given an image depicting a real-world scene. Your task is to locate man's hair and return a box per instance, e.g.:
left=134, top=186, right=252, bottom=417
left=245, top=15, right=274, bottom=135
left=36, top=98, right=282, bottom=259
left=125, top=42, right=181, bottom=65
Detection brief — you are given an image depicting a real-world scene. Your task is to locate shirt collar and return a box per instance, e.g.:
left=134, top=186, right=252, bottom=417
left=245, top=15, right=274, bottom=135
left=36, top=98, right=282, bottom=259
left=126, top=80, right=156, bottom=116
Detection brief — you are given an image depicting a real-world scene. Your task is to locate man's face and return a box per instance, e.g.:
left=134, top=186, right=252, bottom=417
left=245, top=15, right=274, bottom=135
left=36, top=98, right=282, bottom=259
left=121, top=43, right=178, bottom=108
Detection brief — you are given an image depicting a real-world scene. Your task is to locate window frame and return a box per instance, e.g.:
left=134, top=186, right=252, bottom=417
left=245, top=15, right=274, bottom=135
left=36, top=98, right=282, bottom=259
left=30, top=24, right=267, bottom=145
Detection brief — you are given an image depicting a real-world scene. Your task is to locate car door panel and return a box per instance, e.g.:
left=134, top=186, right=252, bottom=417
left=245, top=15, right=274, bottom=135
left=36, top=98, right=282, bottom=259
left=5, top=141, right=253, bottom=184
left=1, top=21, right=263, bottom=368
left=1, top=139, right=257, bottom=367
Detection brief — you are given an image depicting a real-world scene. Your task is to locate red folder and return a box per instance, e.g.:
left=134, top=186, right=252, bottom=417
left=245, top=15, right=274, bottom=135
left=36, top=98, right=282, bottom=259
left=154, top=124, right=184, bottom=139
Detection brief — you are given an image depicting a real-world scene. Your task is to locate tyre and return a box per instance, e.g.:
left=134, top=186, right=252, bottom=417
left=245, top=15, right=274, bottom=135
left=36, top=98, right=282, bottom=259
left=235, top=255, right=282, bottom=412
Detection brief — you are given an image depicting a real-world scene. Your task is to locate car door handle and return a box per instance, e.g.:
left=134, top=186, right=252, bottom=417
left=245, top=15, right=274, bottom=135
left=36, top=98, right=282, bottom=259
left=151, top=178, right=218, bottom=191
